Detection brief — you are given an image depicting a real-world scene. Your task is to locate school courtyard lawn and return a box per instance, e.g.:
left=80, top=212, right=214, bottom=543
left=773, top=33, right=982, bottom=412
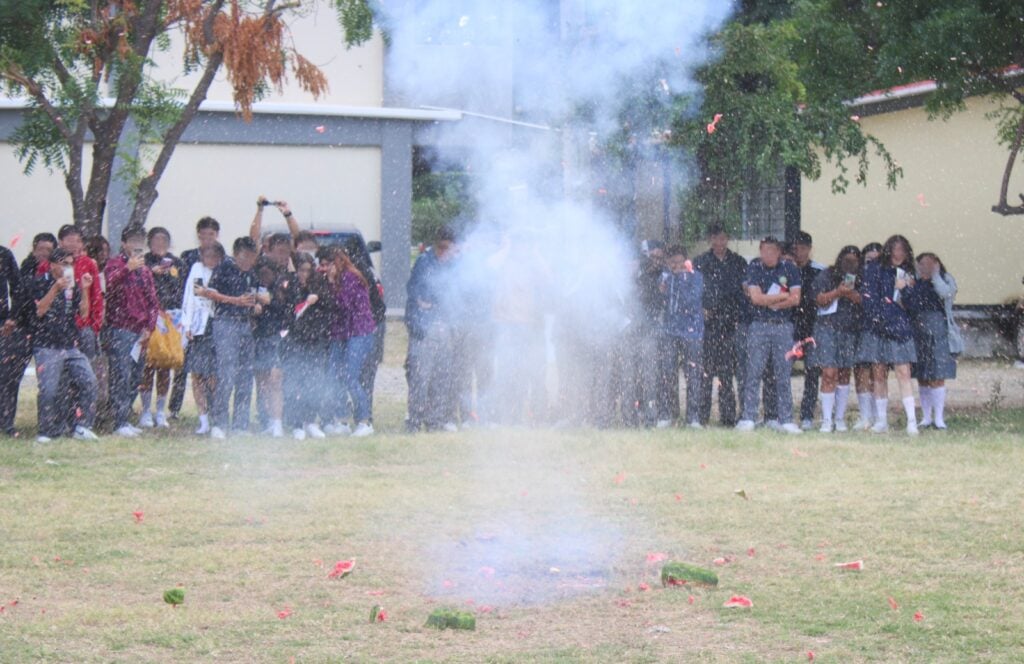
left=2, top=326, right=1024, bottom=663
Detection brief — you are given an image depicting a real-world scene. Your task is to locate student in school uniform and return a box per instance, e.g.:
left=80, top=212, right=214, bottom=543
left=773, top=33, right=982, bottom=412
left=789, top=232, right=825, bottom=429
left=735, top=237, right=803, bottom=435
left=138, top=227, right=184, bottom=429
left=181, top=242, right=224, bottom=435
left=30, top=248, right=100, bottom=443
left=694, top=225, right=747, bottom=427
left=202, top=237, right=260, bottom=439
left=656, top=246, right=705, bottom=429
left=909, top=252, right=961, bottom=430
left=858, top=235, right=920, bottom=435
left=853, top=242, right=883, bottom=429
left=811, top=245, right=863, bottom=433
left=326, top=245, right=378, bottom=437
left=281, top=254, right=333, bottom=439
left=0, top=242, right=30, bottom=437
left=103, top=225, right=160, bottom=438
left=251, top=257, right=289, bottom=437
left=174, top=216, right=221, bottom=419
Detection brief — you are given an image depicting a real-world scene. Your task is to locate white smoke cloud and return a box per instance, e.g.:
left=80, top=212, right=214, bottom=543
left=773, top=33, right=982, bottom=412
left=380, top=0, right=732, bottom=603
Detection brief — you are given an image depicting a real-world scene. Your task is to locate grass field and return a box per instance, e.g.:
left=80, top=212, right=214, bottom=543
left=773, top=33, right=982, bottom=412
left=2, top=335, right=1024, bottom=662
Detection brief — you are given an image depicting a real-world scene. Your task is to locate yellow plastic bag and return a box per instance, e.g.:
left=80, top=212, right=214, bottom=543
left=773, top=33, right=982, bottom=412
left=146, top=312, right=184, bottom=370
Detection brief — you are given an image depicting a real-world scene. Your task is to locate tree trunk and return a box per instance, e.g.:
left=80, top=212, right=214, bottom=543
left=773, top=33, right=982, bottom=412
left=992, top=110, right=1024, bottom=216
left=128, top=51, right=226, bottom=229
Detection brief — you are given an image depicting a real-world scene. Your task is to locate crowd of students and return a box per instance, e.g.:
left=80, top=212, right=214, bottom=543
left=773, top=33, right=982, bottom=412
left=0, top=207, right=968, bottom=441
left=405, top=225, right=963, bottom=436
left=0, top=198, right=384, bottom=443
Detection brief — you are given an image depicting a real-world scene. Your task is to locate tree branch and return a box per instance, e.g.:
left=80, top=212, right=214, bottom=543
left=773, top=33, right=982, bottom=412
left=0, top=69, right=76, bottom=142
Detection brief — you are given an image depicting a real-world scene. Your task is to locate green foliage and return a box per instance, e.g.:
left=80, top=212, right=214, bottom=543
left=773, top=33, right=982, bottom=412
left=333, top=0, right=377, bottom=47
left=412, top=171, right=476, bottom=245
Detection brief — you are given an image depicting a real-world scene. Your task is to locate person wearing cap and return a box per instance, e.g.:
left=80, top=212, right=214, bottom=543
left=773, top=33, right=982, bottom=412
left=735, top=237, right=803, bottom=435
left=693, top=224, right=748, bottom=427
left=30, top=248, right=100, bottom=443
left=789, top=231, right=825, bottom=429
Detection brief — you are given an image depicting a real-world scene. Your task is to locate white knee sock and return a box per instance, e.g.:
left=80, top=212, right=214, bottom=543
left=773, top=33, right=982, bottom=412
left=902, top=396, right=917, bottom=427
left=835, top=385, right=851, bottom=423
left=874, top=398, right=888, bottom=426
left=140, top=390, right=153, bottom=413
left=820, top=391, right=835, bottom=425
left=155, top=396, right=167, bottom=415
left=857, top=392, right=874, bottom=422
left=932, top=386, right=947, bottom=427
left=918, top=386, right=933, bottom=424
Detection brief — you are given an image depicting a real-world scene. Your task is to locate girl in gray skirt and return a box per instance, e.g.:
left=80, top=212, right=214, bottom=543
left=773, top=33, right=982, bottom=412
left=812, top=245, right=863, bottom=432
left=910, top=253, right=961, bottom=429
left=858, top=235, right=920, bottom=435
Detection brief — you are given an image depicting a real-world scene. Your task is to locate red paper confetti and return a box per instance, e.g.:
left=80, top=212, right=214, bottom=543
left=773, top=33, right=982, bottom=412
left=478, top=605, right=493, bottom=614
left=613, top=472, right=626, bottom=485
left=375, top=608, right=388, bottom=622
left=9, top=234, right=22, bottom=249
left=314, top=125, right=326, bottom=134
left=646, top=552, right=669, bottom=564
left=712, top=557, right=727, bottom=566
left=674, top=493, right=683, bottom=502
left=638, top=582, right=651, bottom=592
left=442, top=580, right=454, bottom=588
left=916, top=193, right=929, bottom=207
left=808, top=651, right=815, bottom=661
left=365, top=590, right=385, bottom=596
left=688, top=595, right=695, bottom=604
left=327, top=559, right=355, bottom=579
left=277, top=607, right=292, bottom=619
left=814, top=553, right=827, bottom=562
left=888, top=596, right=899, bottom=611
left=747, top=547, right=756, bottom=558
left=479, top=566, right=496, bottom=578
left=132, top=510, right=144, bottom=523
left=723, top=595, right=753, bottom=608
left=834, top=560, right=864, bottom=571
left=913, top=611, right=924, bottom=622
left=706, top=113, right=724, bottom=134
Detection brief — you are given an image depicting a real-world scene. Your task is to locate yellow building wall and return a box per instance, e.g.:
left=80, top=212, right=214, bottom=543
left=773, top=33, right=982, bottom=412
left=801, top=96, right=1024, bottom=306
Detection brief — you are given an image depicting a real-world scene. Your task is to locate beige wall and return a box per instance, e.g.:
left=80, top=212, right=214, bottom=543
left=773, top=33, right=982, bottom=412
left=156, top=16, right=385, bottom=107
left=0, top=145, right=90, bottom=259
left=145, top=144, right=382, bottom=252
left=801, top=96, right=1024, bottom=306
left=0, top=143, right=382, bottom=261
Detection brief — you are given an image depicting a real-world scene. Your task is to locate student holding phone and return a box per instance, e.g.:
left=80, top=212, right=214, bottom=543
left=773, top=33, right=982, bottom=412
left=858, top=235, right=920, bottom=435
left=103, top=225, right=160, bottom=438
left=811, top=246, right=863, bottom=432
left=139, top=227, right=184, bottom=428
left=182, top=242, right=224, bottom=435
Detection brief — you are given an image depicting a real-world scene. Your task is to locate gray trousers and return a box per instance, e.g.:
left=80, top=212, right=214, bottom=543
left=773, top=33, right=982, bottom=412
left=742, top=321, right=795, bottom=424
left=104, top=327, right=144, bottom=429
left=406, top=323, right=456, bottom=428
left=35, top=346, right=97, bottom=437
left=212, top=318, right=255, bottom=432
left=659, top=335, right=704, bottom=423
